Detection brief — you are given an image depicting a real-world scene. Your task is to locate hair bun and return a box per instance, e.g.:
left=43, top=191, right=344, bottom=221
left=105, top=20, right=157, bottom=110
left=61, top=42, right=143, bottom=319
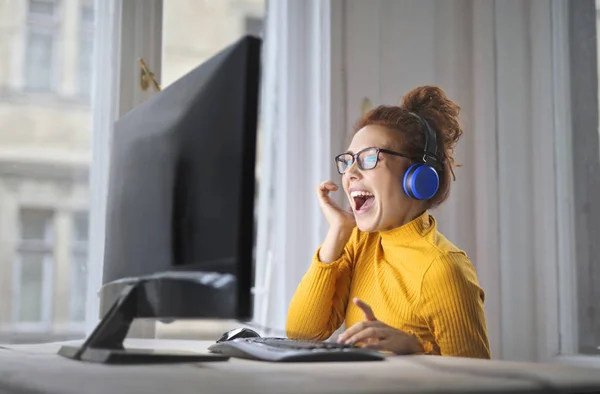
left=400, top=85, right=462, bottom=169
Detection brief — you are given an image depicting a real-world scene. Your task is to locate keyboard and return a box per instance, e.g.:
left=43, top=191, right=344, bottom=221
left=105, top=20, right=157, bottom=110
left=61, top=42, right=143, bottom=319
left=207, top=337, right=386, bottom=362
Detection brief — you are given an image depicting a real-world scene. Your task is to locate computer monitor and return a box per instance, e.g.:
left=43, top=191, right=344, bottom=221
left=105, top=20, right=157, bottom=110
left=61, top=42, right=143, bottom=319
left=58, top=35, right=262, bottom=364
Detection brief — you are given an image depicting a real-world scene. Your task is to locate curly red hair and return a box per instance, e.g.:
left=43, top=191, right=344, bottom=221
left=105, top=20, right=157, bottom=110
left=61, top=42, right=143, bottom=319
left=354, top=85, right=462, bottom=209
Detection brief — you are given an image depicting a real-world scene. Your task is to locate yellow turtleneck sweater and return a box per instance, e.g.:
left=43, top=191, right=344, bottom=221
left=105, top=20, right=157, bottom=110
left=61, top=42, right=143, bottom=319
left=286, top=211, right=490, bottom=359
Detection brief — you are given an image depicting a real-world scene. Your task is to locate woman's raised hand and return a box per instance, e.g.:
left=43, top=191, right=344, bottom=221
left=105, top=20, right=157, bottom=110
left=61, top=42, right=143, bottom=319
left=316, top=180, right=355, bottom=232
left=315, top=181, right=356, bottom=263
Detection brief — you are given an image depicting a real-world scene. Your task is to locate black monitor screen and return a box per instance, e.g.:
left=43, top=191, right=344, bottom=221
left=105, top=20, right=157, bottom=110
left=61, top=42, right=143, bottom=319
left=101, top=36, right=261, bottom=321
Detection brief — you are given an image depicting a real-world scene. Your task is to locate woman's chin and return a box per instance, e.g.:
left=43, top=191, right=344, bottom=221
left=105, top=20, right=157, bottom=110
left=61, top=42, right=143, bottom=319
left=355, top=212, right=380, bottom=233
left=357, top=224, right=376, bottom=233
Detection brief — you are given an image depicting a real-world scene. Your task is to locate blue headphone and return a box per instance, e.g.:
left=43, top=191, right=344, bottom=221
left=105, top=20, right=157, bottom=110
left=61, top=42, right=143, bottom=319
left=402, top=112, right=440, bottom=200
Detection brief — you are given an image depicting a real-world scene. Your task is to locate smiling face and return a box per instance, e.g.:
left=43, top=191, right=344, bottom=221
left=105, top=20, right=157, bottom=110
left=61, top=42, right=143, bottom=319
left=342, top=125, right=425, bottom=232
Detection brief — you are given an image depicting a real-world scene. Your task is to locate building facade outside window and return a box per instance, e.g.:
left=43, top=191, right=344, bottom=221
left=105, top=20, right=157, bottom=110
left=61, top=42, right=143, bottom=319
left=0, top=0, right=265, bottom=345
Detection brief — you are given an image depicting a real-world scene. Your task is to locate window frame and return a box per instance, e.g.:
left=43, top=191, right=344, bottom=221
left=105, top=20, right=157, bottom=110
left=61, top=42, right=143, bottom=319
left=516, top=0, right=600, bottom=366
left=551, top=0, right=600, bottom=365
left=85, top=0, right=163, bottom=335
left=469, top=0, right=600, bottom=366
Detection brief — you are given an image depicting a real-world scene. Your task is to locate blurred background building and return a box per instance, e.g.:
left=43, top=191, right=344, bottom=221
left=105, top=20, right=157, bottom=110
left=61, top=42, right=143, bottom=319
left=0, top=0, right=264, bottom=344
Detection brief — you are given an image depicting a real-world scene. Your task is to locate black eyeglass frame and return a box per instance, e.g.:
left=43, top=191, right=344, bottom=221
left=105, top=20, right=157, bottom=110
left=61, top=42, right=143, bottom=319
left=335, top=111, right=441, bottom=175
left=334, top=147, right=418, bottom=175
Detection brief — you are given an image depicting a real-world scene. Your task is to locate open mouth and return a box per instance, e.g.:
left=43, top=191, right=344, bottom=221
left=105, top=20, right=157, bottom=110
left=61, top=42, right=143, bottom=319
left=350, top=190, right=375, bottom=214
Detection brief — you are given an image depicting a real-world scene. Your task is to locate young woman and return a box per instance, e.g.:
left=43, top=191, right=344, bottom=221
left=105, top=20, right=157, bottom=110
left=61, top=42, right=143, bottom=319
left=286, top=85, right=490, bottom=358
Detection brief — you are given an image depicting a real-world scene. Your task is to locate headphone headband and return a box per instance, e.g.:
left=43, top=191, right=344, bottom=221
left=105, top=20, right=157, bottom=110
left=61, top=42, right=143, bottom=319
left=402, top=111, right=441, bottom=200
left=408, top=112, right=438, bottom=167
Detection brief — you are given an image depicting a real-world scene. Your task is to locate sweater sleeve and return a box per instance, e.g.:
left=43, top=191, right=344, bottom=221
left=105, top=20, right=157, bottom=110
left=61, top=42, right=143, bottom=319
left=418, top=252, right=491, bottom=359
left=285, top=229, right=359, bottom=341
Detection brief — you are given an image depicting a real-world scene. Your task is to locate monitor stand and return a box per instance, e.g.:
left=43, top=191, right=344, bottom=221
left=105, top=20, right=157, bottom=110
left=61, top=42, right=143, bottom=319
left=58, top=279, right=230, bottom=364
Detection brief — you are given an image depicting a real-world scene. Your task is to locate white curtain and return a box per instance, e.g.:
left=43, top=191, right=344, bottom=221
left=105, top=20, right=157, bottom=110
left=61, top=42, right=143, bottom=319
left=253, top=0, right=340, bottom=334
left=85, top=0, right=123, bottom=334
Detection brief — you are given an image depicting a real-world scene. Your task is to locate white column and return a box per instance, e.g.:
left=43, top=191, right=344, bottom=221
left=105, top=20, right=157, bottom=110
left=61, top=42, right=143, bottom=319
left=60, top=0, right=78, bottom=95
left=8, top=0, right=27, bottom=91
left=0, top=182, right=19, bottom=328
left=52, top=209, right=71, bottom=326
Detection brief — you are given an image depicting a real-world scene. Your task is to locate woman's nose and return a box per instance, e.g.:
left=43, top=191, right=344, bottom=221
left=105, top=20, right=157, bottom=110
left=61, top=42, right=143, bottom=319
left=345, top=161, right=361, bottom=180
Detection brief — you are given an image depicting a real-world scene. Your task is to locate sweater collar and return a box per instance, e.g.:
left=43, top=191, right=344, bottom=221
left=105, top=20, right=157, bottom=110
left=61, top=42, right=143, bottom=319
left=379, top=210, right=434, bottom=248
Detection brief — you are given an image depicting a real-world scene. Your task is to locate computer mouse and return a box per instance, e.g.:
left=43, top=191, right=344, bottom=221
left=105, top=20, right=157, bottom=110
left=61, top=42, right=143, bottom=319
left=216, top=327, right=261, bottom=342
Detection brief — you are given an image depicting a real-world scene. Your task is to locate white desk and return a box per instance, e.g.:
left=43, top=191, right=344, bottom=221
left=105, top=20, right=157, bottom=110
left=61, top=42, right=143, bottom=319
left=1, top=339, right=599, bottom=394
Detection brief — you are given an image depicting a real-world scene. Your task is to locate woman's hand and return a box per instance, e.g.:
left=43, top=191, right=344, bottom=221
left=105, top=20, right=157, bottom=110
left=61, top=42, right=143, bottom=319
left=315, top=181, right=356, bottom=263
left=337, top=298, right=423, bottom=355
left=316, top=180, right=355, bottom=232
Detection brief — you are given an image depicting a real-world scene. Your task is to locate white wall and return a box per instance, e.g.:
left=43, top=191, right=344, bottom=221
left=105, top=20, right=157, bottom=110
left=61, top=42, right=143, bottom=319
left=343, top=0, right=477, bottom=255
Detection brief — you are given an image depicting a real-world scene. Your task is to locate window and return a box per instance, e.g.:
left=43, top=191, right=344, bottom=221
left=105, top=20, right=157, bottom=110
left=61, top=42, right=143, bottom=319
left=69, top=212, right=89, bottom=322
left=244, top=16, right=263, bottom=37
left=0, top=0, right=96, bottom=344
left=558, top=0, right=600, bottom=358
left=161, top=0, right=266, bottom=88
left=81, top=2, right=94, bottom=24
left=572, top=0, right=600, bottom=356
left=14, top=209, right=54, bottom=327
left=28, top=0, right=56, bottom=16
left=77, top=0, right=94, bottom=97
left=11, top=209, right=91, bottom=331
left=25, top=0, right=60, bottom=91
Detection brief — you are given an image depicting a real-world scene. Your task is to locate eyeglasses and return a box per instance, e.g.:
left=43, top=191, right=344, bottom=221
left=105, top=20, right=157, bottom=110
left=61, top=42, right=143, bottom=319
left=334, top=147, right=413, bottom=175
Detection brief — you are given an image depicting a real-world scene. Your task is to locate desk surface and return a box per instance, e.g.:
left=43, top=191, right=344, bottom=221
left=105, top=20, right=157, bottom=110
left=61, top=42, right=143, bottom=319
left=1, top=339, right=599, bottom=394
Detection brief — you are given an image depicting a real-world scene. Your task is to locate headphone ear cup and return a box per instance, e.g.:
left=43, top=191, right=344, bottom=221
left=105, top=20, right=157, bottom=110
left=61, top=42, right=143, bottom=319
left=403, top=164, right=420, bottom=198
left=403, top=164, right=439, bottom=200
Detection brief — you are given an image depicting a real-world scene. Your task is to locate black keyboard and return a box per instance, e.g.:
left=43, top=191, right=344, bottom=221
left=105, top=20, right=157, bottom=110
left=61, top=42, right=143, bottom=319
left=207, top=337, right=386, bottom=362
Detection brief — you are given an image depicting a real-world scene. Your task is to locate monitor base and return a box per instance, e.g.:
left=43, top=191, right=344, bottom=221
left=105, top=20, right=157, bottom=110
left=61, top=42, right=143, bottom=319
left=58, top=344, right=228, bottom=364
left=58, top=280, right=229, bottom=364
